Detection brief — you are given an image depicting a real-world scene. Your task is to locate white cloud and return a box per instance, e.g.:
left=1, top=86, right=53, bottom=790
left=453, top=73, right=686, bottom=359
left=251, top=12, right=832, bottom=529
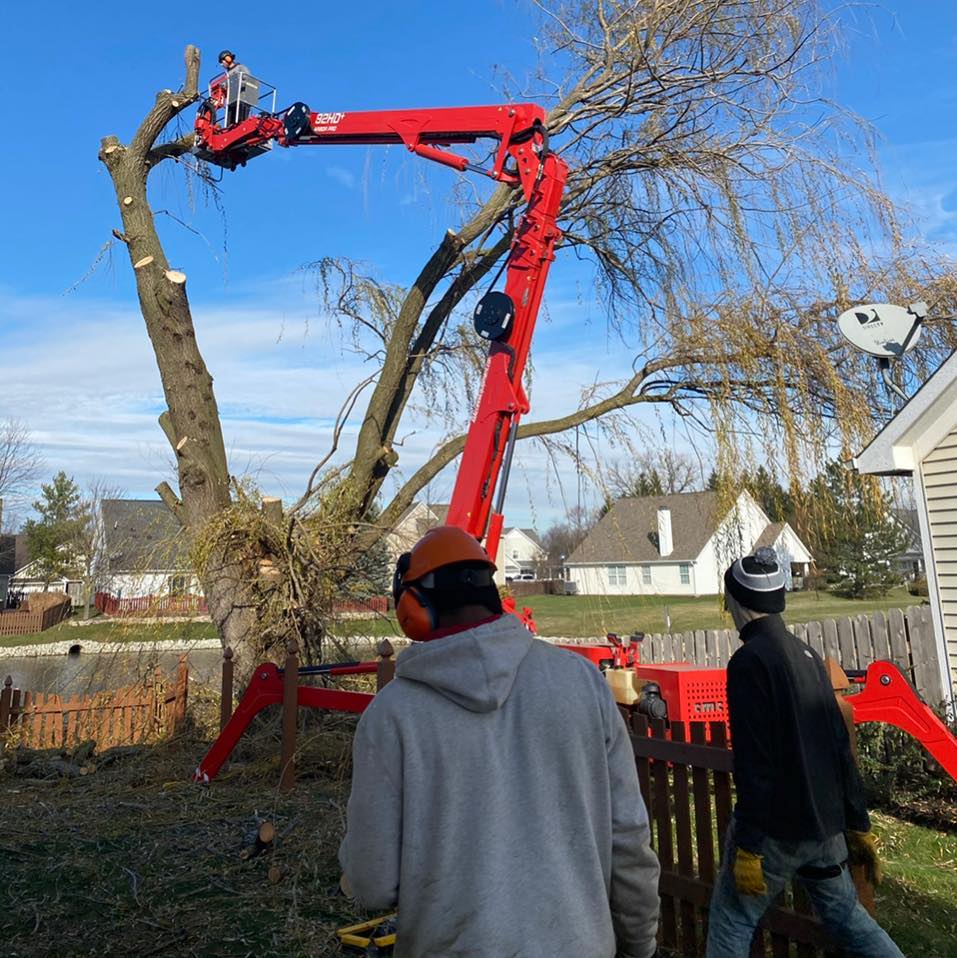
left=0, top=279, right=658, bottom=530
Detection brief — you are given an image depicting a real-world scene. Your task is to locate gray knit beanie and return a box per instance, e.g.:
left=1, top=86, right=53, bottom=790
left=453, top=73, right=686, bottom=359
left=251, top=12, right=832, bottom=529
left=724, top=546, right=786, bottom=613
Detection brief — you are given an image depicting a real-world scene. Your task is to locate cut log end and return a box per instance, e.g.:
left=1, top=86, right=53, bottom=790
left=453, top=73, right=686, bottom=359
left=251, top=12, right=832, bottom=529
left=122, top=196, right=134, bottom=206
left=175, top=436, right=189, bottom=452
left=258, top=821, right=276, bottom=845
left=133, top=255, right=154, bottom=270
left=165, top=270, right=187, bottom=285
left=268, top=865, right=282, bottom=884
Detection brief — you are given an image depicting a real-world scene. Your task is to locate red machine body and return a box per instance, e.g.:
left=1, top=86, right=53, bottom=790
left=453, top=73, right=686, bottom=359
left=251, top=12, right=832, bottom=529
left=633, top=663, right=730, bottom=726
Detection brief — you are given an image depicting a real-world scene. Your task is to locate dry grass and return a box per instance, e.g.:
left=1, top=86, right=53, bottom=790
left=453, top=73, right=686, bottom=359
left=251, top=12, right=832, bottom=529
left=0, top=695, right=369, bottom=957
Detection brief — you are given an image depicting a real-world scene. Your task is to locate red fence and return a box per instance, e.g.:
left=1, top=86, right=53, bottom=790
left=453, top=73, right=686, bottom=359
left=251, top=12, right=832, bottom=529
left=95, top=592, right=209, bottom=617
left=332, top=596, right=389, bottom=615
left=0, top=659, right=188, bottom=750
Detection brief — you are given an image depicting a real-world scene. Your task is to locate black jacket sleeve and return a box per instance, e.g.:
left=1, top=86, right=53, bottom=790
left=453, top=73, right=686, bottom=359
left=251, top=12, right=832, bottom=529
left=727, top=650, right=775, bottom=854
left=832, top=701, right=871, bottom=833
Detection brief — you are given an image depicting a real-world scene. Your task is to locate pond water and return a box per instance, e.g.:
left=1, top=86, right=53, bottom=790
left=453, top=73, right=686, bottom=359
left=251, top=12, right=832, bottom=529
left=1, top=647, right=224, bottom=696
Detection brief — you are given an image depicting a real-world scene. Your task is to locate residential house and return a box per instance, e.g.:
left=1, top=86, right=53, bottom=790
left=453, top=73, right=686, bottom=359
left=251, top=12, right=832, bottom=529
left=854, top=349, right=957, bottom=702
left=565, top=490, right=812, bottom=597
left=501, top=527, right=545, bottom=580
left=891, top=508, right=925, bottom=581
left=10, top=533, right=84, bottom=604
left=385, top=503, right=545, bottom=585
left=98, top=499, right=198, bottom=597
left=384, top=501, right=449, bottom=569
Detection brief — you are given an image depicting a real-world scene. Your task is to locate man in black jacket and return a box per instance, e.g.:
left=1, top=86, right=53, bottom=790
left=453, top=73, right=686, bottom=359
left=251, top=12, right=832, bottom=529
left=706, top=548, right=903, bottom=957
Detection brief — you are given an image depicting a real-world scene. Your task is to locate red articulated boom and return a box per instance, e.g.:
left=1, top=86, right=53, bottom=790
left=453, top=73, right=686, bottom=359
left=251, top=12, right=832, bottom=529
left=194, top=73, right=567, bottom=589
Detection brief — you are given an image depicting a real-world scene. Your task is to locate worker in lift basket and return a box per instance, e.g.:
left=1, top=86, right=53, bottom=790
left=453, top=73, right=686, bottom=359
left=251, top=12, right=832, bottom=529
left=339, top=525, right=661, bottom=958
left=217, top=50, right=252, bottom=125
left=706, top=547, right=903, bottom=957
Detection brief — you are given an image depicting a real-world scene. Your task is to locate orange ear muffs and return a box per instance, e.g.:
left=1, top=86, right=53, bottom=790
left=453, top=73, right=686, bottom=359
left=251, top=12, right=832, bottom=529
left=396, top=586, right=437, bottom=642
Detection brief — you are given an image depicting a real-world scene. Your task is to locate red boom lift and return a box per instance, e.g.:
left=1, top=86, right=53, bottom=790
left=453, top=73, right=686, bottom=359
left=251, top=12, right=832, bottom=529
left=190, top=70, right=957, bottom=787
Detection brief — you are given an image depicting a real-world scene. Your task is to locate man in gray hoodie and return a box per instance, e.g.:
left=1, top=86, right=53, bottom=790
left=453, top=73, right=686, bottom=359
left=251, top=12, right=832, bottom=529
left=339, top=525, right=660, bottom=957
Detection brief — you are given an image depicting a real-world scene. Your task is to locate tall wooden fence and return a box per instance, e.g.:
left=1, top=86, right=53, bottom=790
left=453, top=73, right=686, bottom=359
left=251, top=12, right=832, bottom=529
left=640, top=605, right=944, bottom=705
left=629, top=714, right=864, bottom=956
left=0, top=658, right=188, bottom=750
left=0, top=596, right=72, bottom=637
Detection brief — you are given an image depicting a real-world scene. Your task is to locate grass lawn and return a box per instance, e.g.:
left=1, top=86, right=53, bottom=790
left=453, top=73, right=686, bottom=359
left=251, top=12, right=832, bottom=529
left=331, top=587, right=921, bottom=639
left=872, top=811, right=957, bottom=955
left=0, top=617, right=218, bottom=648
left=512, top=587, right=919, bottom=637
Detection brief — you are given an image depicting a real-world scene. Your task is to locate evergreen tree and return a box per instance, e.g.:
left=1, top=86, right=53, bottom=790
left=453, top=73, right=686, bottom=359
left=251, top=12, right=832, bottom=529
left=23, top=472, right=86, bottom=587
left=811, top=462, right=908, bottom=598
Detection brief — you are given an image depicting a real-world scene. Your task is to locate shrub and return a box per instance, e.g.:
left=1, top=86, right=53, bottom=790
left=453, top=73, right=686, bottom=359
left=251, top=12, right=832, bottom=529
left=856, top=708, right=957, bottom=829
left=907, top=576, right=929, bottom=597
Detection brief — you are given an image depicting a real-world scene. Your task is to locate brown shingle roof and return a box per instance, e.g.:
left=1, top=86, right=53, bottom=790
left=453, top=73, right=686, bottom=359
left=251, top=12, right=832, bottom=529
left=567, top=491, right=722, bottom=564
left=753, top=522, right=784, bottom=550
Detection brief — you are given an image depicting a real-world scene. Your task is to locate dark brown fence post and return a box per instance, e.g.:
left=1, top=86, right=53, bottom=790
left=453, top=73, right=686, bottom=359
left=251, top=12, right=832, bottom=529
left=220, top=647, right=234, bottom=731
left=280, top=639, right=299, bottom=792
left=376, top=639, right=396, bottom=691
left=169, top=656, right=188, bottom=734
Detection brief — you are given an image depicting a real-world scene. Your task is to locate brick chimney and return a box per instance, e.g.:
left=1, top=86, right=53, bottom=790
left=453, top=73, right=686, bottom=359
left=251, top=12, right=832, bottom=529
left=657, top=506, right=673, bottom=557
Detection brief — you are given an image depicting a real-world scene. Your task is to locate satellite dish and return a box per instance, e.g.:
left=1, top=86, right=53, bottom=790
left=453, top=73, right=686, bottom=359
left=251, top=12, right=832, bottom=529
left=837, top=301, right=926, bottom=358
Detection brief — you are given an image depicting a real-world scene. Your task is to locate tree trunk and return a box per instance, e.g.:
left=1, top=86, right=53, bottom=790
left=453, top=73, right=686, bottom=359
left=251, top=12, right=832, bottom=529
left=99, top=48, right=260, bottom=670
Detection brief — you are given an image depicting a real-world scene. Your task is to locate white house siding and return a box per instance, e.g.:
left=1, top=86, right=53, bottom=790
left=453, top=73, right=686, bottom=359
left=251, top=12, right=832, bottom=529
left=920, top=429, right=957, bottom=690
left=691, top=494, right=770, bottom=595
left=106, top=572, right=199, bottom=598
left=566, top=561, right=699, bottom=596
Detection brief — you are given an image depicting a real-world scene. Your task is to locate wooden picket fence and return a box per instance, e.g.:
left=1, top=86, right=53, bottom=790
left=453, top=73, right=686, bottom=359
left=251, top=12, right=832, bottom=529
left=629, top=714, right=865, bottom=956
left=0, top=596, right=72, bottom=637
left=0, top=658, right=189, bottom=750
left=640, top=605, right=944, bottom=706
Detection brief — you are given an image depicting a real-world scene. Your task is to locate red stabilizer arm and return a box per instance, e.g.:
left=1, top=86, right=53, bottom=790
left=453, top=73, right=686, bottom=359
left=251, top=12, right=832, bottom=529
left=848, top=660, right=957, bottom=783
left=193, top=663, right=374, bottom=783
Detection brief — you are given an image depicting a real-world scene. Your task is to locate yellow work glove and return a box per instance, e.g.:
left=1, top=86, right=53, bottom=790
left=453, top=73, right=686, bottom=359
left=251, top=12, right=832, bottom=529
left=847, top=830, right=883, bottom=886
left=733, top=848, right=768, bottom=896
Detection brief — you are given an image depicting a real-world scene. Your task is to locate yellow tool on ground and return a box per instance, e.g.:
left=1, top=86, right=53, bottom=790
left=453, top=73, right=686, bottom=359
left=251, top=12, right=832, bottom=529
left=336, top=914, right=397, bottom=954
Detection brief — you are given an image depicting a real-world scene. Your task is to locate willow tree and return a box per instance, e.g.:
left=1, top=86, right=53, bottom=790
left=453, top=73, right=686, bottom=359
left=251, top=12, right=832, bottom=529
left=98, top=1, right=956, bottom=670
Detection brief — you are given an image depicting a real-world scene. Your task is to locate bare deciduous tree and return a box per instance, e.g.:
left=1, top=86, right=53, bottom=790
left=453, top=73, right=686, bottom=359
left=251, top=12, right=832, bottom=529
left=609, top=449, right=703, bottom=498
left=0, top=419, right=42, bottom=531
left=72, top=479, right=125, bottom=620
left=98, top=2, right=957, bottom=669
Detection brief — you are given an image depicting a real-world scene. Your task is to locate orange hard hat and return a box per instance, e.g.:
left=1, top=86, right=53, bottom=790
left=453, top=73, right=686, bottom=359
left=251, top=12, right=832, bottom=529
left=402, top=525, right=495, bottom=584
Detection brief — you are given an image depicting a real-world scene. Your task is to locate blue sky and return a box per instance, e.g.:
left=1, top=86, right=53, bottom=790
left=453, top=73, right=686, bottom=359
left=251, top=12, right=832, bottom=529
left=2, top=2, right=957, bottom=530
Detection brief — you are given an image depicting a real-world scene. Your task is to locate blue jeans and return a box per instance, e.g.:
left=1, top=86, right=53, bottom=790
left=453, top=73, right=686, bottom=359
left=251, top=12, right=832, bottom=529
left=706, top=828, right=903, bottom=957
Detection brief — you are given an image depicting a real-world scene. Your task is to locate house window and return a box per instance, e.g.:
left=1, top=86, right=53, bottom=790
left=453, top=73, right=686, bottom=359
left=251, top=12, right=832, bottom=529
left=679, top=563, right=691, bottom=585
left=608, top=565, right=627, bottom=586
left=168, top=575, right=189, bottom=596
left=641, top=565, right=652, bottom=585
left=512, top=550, right=519, bottom=559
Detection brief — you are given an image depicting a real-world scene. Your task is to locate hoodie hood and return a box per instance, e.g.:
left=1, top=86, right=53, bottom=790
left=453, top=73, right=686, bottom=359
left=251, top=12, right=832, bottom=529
left=395, top=614, right=534, bottom=713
